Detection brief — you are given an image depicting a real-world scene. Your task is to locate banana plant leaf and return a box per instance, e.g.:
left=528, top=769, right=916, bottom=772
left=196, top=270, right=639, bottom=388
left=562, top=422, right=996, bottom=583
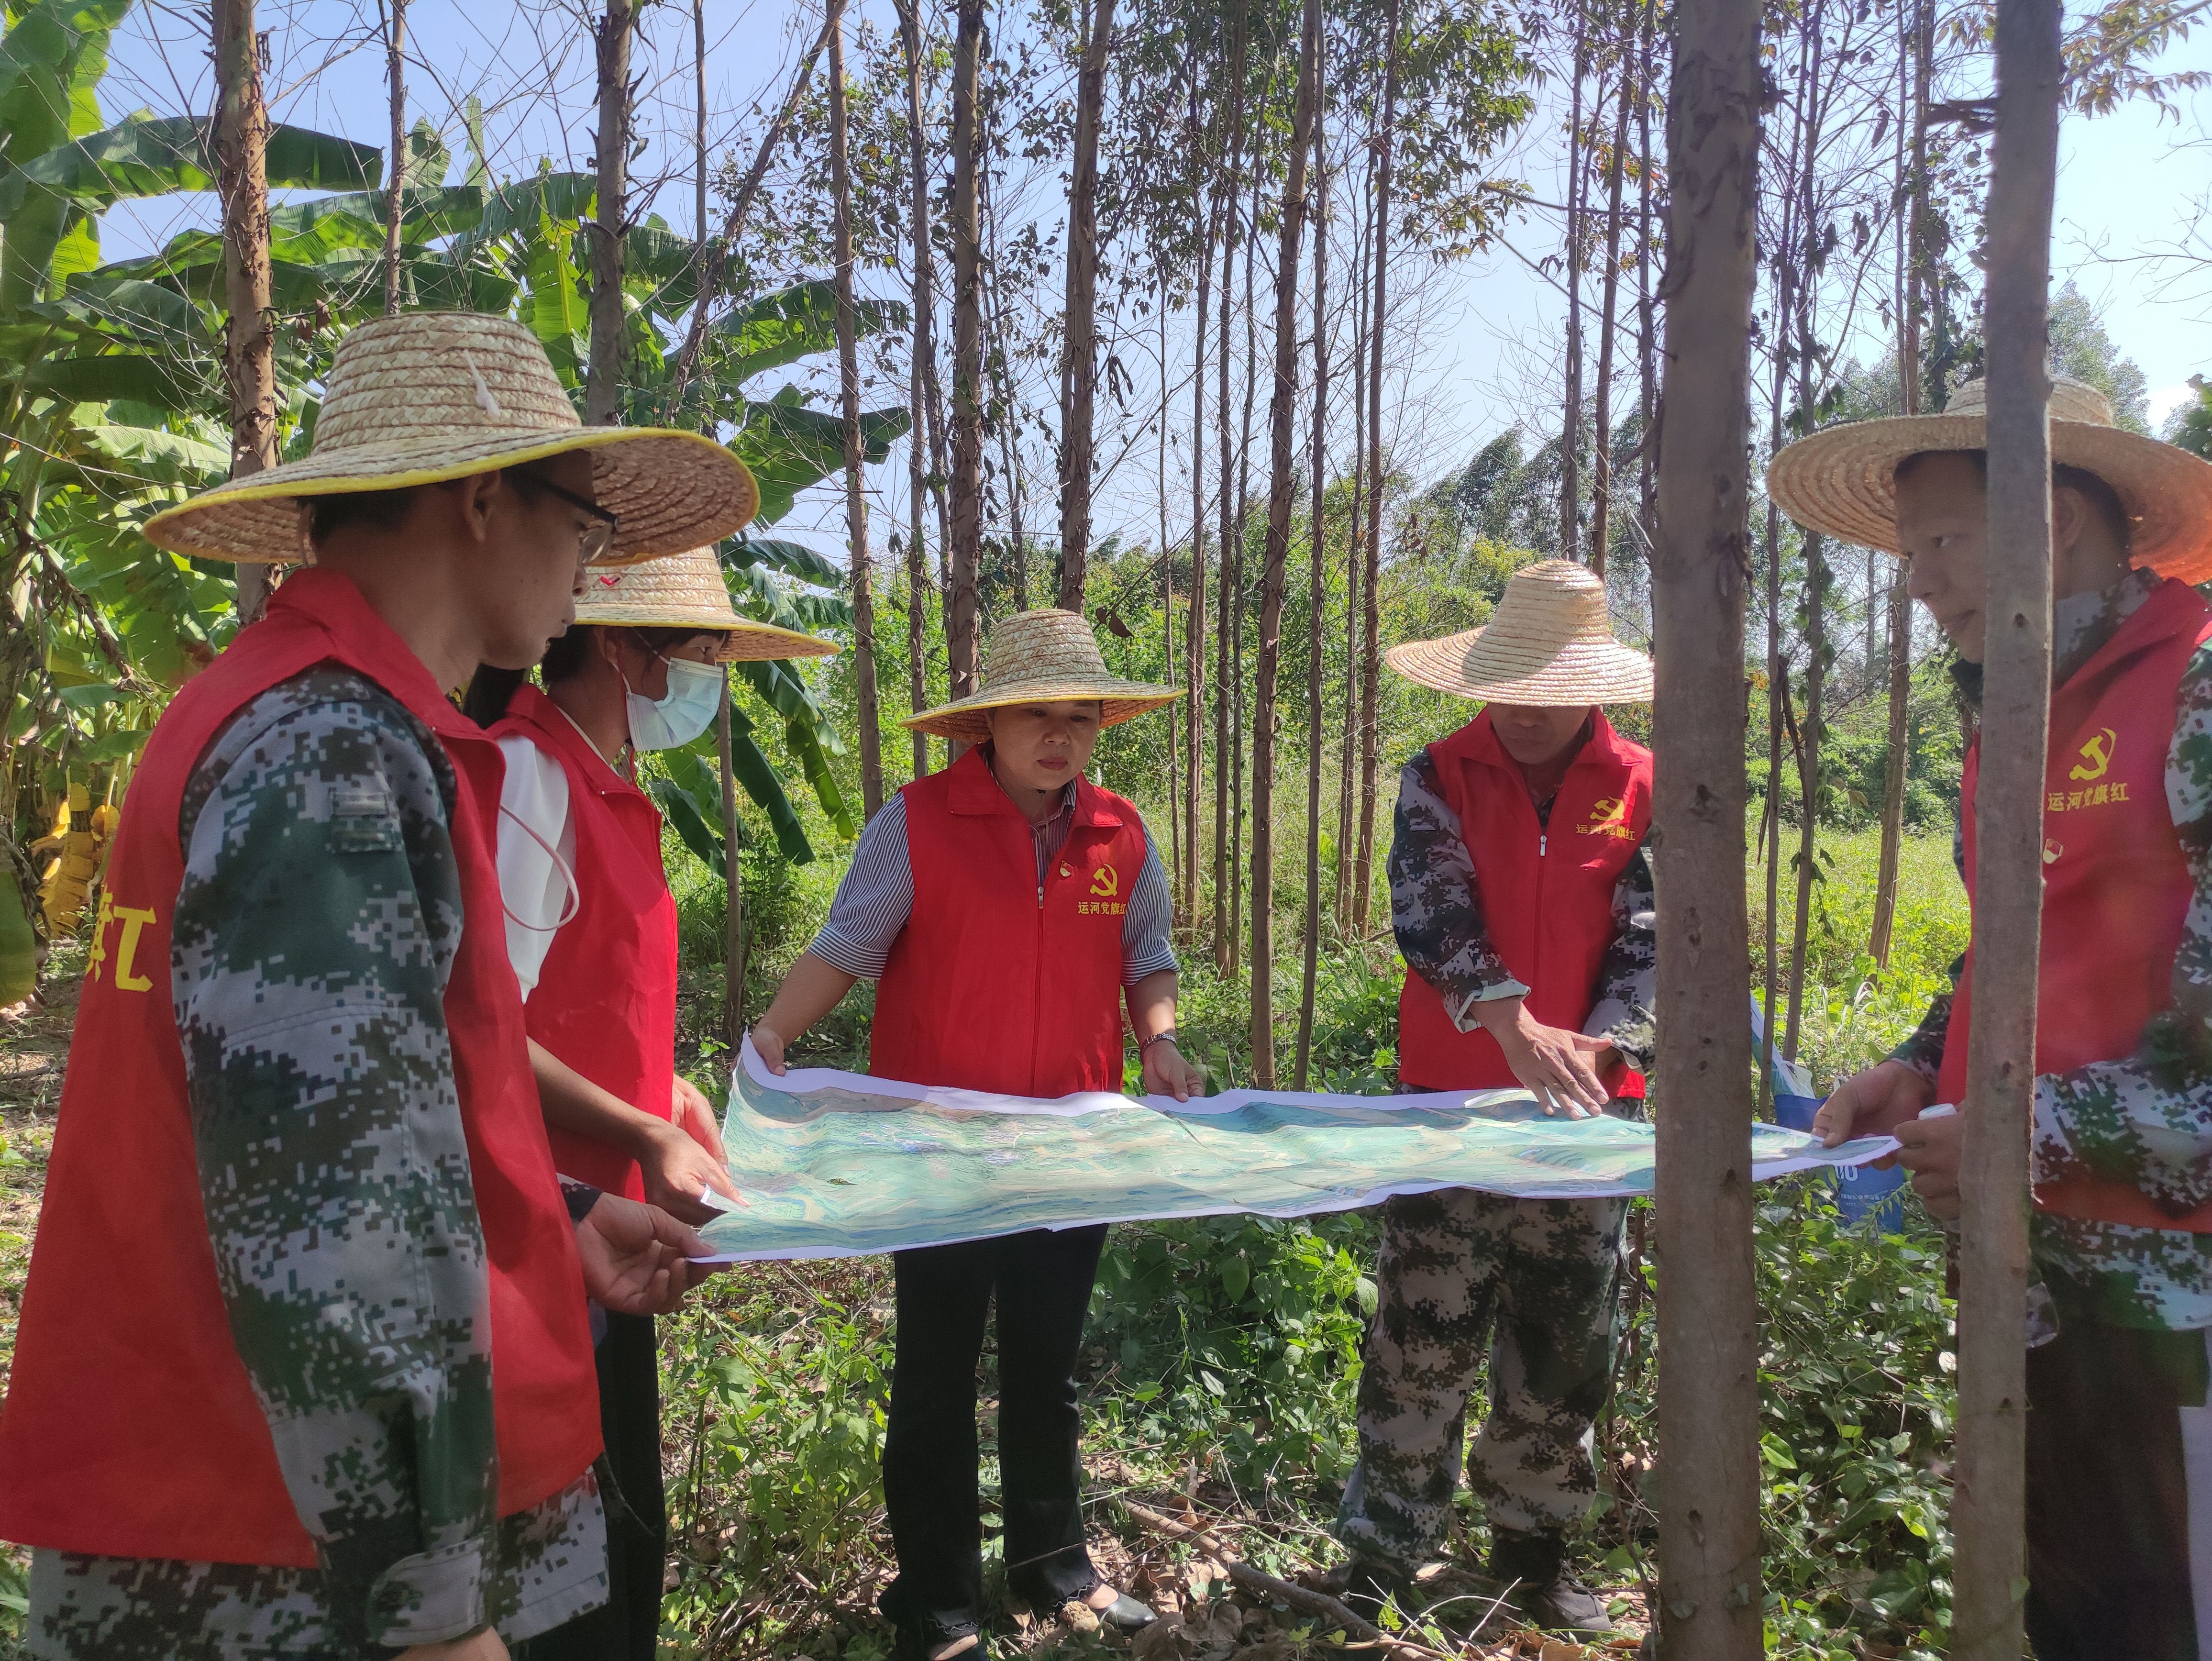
left=2, top=114, right=380, bottom=212
left=29, top=350, right=199, bottom=408
left=730, top=534, right=844, bottom=586
left=653, top=715, right=814, bottom=867
left=728, top=563, right=853, bottom=633
left=735, top=397, right=910, bottom=528
left=732, top=656, right=854, bottom=841
left=708, top=279, right=909, bottom=386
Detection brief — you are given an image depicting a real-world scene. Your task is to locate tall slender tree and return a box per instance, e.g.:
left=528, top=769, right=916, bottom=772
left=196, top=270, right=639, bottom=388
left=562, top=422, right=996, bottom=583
left=828, top=0, right=883, bottom=819
left=897, top=0, right=942, bottom=779
left=1590, top=36, right=1632, bottom=576
left=1650, top=0, right=1765, bottom=1647
left=586, top=0, right=636, bottom=425
left=1559, top=1, right=1590, bottom=563
left=1953, top=1, right=2061, bottom=1650
left=1057, top=0, right=1117, bottom=611
left=1185, top=110, right=1218, bottom=928
left=214, top=0, right=277, bottom=625
left=946, top=0, right=988, bottom=711
left=1213, top=4, right=1249, bottom=976
left=1338, top=159, right=1373, bottom=928
left=382, top=0, right=407, bottom=315
left=1295, top=18, right=1330, bottom=1089
left=1354, top=0, right=1402, bottom=932
left=1250, top=0, right=1321, bottom=1089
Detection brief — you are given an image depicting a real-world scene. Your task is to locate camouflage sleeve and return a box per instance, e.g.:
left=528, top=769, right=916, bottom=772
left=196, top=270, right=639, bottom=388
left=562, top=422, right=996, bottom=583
left=173, top=666, right=500, bottom=1650
left=2032, top=640, right=2212, bottom=1213
left=1584, top=840, right=1656, bottom=1072
left=1388, top=750, right=1526, bottom=1027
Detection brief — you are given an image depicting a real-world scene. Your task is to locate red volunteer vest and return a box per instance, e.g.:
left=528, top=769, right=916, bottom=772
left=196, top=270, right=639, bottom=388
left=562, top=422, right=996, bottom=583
left=870, top=746, right=1148, bottom=1098
left=0, top=570, right=600, bottom=1568
left=1937, top=576, right=2212, bottom=1231
left=1397, top=709, right=1652, bottom=1095
left=492, top=685, right=679, bottom=1199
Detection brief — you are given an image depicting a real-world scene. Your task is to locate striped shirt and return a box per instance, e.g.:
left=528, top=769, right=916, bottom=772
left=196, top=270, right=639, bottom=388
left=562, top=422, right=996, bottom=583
left=811, top=780, right=1178, bottom=986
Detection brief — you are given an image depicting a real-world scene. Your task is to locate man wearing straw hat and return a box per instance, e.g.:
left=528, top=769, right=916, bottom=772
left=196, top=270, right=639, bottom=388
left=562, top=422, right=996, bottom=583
left=750, top=609, right=1200, bottom=1661
left=0, top=313, right=753, bottom=1660
left=464, top=545, right=834, bottom=1660
left=1333, top=560, right=1656, bottom=1634
left=1781, top=375, right=2212, bottom=1658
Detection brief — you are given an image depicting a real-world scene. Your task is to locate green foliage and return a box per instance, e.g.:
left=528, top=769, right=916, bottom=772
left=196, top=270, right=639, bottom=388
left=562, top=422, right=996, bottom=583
left=2164, top=374, right=2211, bottom=459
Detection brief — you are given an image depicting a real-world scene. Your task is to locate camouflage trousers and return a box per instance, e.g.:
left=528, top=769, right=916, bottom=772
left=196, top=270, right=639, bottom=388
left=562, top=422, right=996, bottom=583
left=1336, top=1188, right=1627, bottom=1567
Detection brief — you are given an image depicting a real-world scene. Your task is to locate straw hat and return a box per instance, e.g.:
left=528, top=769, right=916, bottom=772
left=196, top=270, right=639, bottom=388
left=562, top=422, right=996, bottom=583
left=1384, top=559, right=1653, bottom=707
left=143, top=312, right=760, bottom=565
left=1767, top=373, right=2212, bottom=583
left=574, top=547, right=838, bottom=662
left=901, top=608, right=1181, bottom=741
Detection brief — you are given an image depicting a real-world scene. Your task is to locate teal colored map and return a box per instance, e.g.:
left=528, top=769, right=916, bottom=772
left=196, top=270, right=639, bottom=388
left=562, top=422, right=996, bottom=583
left=698, top=1042, right=1899, bottom=1261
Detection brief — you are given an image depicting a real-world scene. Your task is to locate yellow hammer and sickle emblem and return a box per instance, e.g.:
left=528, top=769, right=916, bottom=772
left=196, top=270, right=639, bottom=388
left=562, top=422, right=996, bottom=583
left=1586, top=796, right=1628, bottom=830
left=2070, top=728, right=2116, bottom=782
left=1089, top=864, right=1119, bottom=899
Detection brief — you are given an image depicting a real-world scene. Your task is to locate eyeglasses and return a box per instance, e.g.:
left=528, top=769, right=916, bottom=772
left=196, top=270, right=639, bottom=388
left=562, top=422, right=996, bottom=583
left=512, top=470, right=619, bottom=564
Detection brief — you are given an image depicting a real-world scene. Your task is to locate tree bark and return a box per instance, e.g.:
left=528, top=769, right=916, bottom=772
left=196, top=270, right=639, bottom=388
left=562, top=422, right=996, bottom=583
left=1636, top=0, right=1658, bottom=543
left=828, top=0, right=883, bottom=819
left=586, top=0, right=634, bottom=426
left=945, top=0, right=987, bottom=709
left=673, top=19, right=831, bottom=396
left=898, top=0, right=939, bottom=780
left=1213, top=11, right=1248, bottom=977
left=1295, top=19, right=1330, bottom=1090
left=1559, top=2, right=1589, bottom=564
left=1186, top=133, right=1218, bottom=930
left=1953, top=2, right=2059, bottom=1652
left=1057, top=0, right=1115, bottom=612
left=1250, top=0, right=1319, bottom=1090
left=1590, top=51, right=1632, bottom=579
left=214, top=0, right=277, bottom=625
left=1870, top=0, right=1931, bottom=968
left=382, top=0, right=407, bottom=316
left=719, top=673, right=746, bottom=1041
left=1355, top=0, right=1400, bottom=934
left=1784, top=530, right=1825, bottom=1063
left=1651, top=0, right=1765, bottom=1646
left=1338, top=162, right=1372, bottom=930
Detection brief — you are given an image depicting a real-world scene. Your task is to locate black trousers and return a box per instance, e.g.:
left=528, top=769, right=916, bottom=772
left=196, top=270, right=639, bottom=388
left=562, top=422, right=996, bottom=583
left=2025, top=1283, right=2211, bottom=1660
left=520, top=1311, right=667, bottom=1661
left=880, top=1225, right=1109, bottom=1624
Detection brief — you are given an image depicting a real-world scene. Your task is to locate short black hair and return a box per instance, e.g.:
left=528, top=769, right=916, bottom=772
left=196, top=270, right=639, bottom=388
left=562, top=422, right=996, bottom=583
left=1892, top=449, right=2133, bottom=551
left=462, top=623, right=729, bottom=727
left=301, top=485, right=423, bottom=545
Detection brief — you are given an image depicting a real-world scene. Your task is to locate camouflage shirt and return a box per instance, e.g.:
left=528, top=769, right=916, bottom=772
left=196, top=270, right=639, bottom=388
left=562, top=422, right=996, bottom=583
left=26, top=667, right=605, bottom=1659
left=1892, top=567, right=2212, bottom=1331
left=1389, top=745, right=1658, bottom=1072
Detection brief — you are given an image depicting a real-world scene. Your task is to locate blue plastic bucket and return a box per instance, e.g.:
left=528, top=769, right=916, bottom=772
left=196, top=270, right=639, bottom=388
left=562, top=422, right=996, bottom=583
left=1772, top=1094, right=1909, bottom=1232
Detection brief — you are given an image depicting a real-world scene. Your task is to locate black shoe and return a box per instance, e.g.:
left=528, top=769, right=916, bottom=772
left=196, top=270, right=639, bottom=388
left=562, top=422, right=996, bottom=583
left=1486, top=1528, right=1610, bottom=1633
left=1008, top=1572, right=1156, bottom=1636
left=1086, top=1589, right=1158, bottom=1634
left=1331, top=1555, right=1414, bottom=1621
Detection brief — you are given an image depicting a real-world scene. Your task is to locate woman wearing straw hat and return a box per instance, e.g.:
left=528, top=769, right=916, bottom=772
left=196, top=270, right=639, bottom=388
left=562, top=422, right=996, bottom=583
left=0, top=313, right=744, bottom=1661
left=1783, top=376, right=2212, bottom=1658
left=749, top=608, right=1198, bottom=1661
left=464, top=546, right=834, bottom=1660
left=1331, top=560, right=1656, bottom=1635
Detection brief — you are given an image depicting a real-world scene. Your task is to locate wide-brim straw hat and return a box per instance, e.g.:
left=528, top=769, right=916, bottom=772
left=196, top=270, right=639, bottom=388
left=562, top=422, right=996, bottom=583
left=1385, top=558, right=1653, bottom=707
left=573, top=547, right=837, bottom=663
left=902, top=608, right=1181, bottom=741
left=1767, top=373, right=2212, bottom=583
left=143, top=312, right=760, bottom=565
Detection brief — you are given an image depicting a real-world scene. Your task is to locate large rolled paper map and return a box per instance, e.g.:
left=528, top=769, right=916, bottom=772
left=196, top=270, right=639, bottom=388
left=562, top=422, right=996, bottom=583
left=695, top=1039, right=1900, bottom=1261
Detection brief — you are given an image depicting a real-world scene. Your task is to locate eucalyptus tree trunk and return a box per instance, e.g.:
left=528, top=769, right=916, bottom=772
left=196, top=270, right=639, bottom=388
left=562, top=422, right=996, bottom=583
left=673, top=18, right=830, bottom=396
left=946, top=0, right=987, bottom=708
left=1338, top=165, right=1373, bottom=929
left=1161, top=301, right=1181, bottom=907
left=1249, top=0, right=1319, bottom=1090
left=382, top=0, right=406, bottom=315
left=829, top=0, right=883, bottom=819
left=1870, top=0, right=1931, bottom=968
left=1636, top=0, right=1658, bottom=539
left=1229, top=203, right=1260, bottom=974
left=1559, top=0, right=1589, bottom=564
left=1212, top=9, right=1248, bottom=976
left=1185, top=149, right=1218, bottom=928
left=1056, top=0, right=1115, bottom=612
left=897, top=0, right=940, bottom=781
left=213, top=0, right=277, bottom=625
left=1355, top=0, right=1401, bottom=933
left=1590, top=51, right=1631, bottom=578
left=719, top=676, right=745, bottom=1040
left=586, top=0, right=634, bottom=426
left=1650, top=0, right=1765, bottom=1647
left=1295, top=21, right=1330, bottom=1090
left=1953, top=3, right=2060, bottom=1651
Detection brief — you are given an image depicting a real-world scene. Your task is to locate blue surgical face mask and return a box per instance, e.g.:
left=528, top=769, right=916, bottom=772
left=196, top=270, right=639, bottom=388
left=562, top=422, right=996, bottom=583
left=623, top=653, right=722, bottom=751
